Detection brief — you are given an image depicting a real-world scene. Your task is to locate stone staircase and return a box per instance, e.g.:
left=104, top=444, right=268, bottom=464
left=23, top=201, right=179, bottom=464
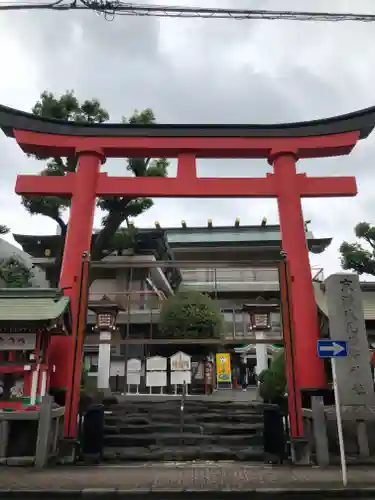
left=102, top=397, right=266, bottom=462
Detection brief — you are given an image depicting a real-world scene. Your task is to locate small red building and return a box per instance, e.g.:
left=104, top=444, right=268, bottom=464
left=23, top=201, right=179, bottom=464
left=0, top=288, right=71, bottom=410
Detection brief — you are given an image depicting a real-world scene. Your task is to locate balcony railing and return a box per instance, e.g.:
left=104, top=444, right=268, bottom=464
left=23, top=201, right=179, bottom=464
left=180, top=267, right=279, bottom=283
left=181, top=266, right=325, bottom=286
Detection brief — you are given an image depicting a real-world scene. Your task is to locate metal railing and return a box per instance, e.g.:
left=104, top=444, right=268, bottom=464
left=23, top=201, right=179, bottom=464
left=181, top=266, right=325, bottom=284
left=180, top=267, right=279, bottom=283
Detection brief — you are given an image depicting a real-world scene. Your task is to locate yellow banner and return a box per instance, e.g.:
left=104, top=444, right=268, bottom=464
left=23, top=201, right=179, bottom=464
left=216, top=353, right=232, bottom=384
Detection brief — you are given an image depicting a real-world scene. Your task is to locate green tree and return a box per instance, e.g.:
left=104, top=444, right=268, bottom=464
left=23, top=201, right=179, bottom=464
left=339, top=222, right=375, bottom=275
left=0, top=256, right=34, bottom=288
left=159, top=290, right=224, bottom=338
left=0, top=225, right=34, bottom=287
left=21, top=91, right=168, bottom=284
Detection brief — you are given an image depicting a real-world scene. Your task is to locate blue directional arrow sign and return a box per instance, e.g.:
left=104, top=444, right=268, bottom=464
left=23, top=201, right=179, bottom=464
left=317, top=340, right=348, bottom=358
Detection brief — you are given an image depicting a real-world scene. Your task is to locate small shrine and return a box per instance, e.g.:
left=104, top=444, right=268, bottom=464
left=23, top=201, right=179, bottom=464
left=0, top=288, right=71, bottom=410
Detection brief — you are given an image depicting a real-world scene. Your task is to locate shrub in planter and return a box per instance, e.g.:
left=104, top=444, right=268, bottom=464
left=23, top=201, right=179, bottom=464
left=259, top=351, right=287, bottom=405
left=159, top=290, right=224, bottom=338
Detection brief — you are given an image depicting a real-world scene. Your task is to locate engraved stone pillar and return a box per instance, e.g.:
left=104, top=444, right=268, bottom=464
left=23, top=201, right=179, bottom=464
left=325, top=273, right=375, bottom=407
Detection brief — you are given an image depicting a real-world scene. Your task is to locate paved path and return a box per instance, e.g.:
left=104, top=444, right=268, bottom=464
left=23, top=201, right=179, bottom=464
left=0, top=463, right=375, bottom=492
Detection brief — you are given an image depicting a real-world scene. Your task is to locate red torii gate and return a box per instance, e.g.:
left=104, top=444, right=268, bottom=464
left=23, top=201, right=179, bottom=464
left=1, top=104, right=374, bottom=442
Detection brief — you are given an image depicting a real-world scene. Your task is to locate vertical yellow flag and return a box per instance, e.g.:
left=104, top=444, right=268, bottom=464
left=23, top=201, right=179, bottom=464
left=216, top=353, right=232, bottom=384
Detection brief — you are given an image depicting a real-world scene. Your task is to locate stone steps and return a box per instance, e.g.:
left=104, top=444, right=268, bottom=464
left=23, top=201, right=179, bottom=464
left=104, top=432, right=263, bottom=447
left=105, top=414, right=263, bottom=425
left=102, top=398, right=267, bottom=462
left=103, top=445, right=265, bottom=462
left=108, top=404, right=264, bottom=413
left=104, top=422, right=263, bottom=434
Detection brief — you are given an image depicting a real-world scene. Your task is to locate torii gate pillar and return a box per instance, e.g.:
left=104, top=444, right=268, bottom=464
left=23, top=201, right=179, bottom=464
left=271, top=151, right=326, bottom=390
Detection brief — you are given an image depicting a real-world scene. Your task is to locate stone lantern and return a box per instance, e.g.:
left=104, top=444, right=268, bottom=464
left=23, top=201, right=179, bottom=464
left=89, top=295, right=123, bottom=392
left=243, top=299, right=279, bottom=379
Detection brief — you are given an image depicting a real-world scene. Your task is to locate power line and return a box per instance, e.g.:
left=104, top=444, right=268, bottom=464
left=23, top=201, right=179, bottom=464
left=2, top=0, right=375, bottom=23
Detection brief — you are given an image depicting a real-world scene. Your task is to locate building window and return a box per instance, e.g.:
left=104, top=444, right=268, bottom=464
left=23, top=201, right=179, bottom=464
left=270, top=312, right=281, bottom=330
left=221, top=309, right=234, bottom=338
left=221, top=309, right=234, bottom=322
left=234, top=310, right=245, bottom=337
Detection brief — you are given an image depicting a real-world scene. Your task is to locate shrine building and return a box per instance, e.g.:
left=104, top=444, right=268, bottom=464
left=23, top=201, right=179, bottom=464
left=0, top=288, right=71, bottom=409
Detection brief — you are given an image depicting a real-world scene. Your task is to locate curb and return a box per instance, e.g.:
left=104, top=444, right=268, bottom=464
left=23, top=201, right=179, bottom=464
left=0, top=489, right=375, bottom=498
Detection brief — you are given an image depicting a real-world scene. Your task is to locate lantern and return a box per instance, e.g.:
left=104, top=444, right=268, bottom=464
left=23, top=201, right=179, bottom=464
left=89, top=295, right=123, bottom=332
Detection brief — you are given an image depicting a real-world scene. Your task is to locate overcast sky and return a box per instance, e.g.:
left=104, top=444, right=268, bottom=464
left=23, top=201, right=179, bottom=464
left=1, top=0, right=375, bottom=278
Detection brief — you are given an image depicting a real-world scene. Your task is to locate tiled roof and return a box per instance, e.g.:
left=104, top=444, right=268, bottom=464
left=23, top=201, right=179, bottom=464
left=0, top=288, right=70, bottom=323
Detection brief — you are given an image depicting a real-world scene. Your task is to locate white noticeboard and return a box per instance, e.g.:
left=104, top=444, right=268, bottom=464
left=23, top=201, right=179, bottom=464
left=171, top=370, right=191, bottom=385
left=127, top=358, right=142, bottom=373
left=170, top=351, right=191, bottom=372
left=146, top=371, right=167, bottom=387
left=126, top=358, right=142, bottom=386
left=146, top=356, right=167, bottom=371
left=128, top=372, right=141, bottom=385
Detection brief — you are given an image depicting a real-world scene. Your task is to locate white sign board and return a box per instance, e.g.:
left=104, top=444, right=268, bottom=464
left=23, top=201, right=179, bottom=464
left=128, top=372, right=141, bottom=385
left=146, top=356, right=167, bottom=371
left=127, top=358, right=142, bottom=373
left=0, top=333, right=36, bottom=351
left=171, top=370, right=191, bottom=385
left=170, top=351, right=191, bottom=371
left=146, top=371, right=167, bottom=387
left=126, top=358, right=142, bottom=385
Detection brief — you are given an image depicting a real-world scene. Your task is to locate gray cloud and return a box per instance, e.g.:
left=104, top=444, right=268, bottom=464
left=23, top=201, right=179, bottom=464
left=1, top=0, right=375, bottom=277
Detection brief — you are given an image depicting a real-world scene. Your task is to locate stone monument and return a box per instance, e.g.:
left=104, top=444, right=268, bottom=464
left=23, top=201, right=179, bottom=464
left=325, top=273, right=375, bottom=407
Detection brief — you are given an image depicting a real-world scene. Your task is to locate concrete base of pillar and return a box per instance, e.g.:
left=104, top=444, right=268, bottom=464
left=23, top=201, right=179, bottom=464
left=290, top=438, right=311, bottom=465
left=57, top=437, right=79, bottom=464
